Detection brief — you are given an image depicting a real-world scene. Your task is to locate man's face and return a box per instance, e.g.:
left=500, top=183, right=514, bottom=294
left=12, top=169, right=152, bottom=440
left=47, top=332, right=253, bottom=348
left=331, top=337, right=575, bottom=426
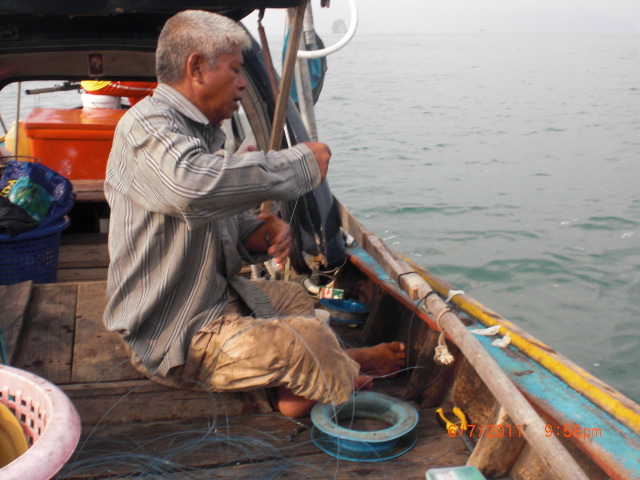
left=197, top=44, right=246, bottom=124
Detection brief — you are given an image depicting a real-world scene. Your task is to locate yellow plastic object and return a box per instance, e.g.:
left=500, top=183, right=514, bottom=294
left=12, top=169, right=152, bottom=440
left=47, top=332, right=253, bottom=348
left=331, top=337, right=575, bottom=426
left=0, top=402, right=28, bottom=467
left=453, top=407, right=468, bottom=430
left=4, top=121, right=31, bottom=157
left=80, top=80, right=111, bottom=91
left=436, top=407, right=468, bottom=434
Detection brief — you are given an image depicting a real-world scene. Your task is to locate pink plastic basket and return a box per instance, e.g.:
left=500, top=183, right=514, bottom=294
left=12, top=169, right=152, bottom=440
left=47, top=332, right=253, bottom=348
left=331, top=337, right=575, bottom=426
left=0, top=365, right=80, bottom=479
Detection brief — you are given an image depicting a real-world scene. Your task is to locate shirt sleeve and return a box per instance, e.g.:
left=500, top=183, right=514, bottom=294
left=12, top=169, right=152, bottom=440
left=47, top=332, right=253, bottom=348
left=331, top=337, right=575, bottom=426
left=123, top=110, right=321, bottom=229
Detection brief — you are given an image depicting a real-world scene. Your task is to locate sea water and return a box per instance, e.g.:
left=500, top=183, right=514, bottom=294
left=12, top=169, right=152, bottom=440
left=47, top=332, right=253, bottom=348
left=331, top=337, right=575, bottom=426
left=314, top=33, right=640, bottom=402
left=1, top=33, right=638, bottom=403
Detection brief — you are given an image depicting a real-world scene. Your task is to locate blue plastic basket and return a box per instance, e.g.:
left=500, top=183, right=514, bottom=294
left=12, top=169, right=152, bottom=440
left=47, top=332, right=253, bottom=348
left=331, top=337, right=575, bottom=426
left=0, top=216, right=69, bottom=285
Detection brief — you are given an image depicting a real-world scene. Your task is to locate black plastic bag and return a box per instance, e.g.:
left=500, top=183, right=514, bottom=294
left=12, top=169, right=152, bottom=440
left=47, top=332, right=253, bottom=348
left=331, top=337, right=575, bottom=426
left=0, top=196, right=38, bottom=235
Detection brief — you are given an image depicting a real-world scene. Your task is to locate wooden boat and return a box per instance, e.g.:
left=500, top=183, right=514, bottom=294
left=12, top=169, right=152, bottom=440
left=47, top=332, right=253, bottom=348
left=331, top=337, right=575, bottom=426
left=0, top=2, right=638, bottom=479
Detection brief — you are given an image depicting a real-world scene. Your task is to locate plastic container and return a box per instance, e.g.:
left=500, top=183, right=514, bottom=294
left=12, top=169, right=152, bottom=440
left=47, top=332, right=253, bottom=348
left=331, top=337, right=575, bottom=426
left=3, top=121, right=32, bottom=157
left=311, top=391, right=419, bottom=462
left=81, top=92, right=121, bottom=109
left=319, top=298, right=370, bottom=326
left=426, top=466, right=486, bottom=480
left=0, top=365, right=80, bottom=479
left=23, top=107, right=125, bottom=180
left=0, top=402, right=28, bottom=466
left=0, top=216, right=69, bottom=285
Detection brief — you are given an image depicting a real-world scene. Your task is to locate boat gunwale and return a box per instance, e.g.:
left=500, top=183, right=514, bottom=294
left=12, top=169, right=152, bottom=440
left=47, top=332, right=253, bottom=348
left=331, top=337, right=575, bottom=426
left=336, top=198, right=640, bottom=434
left=336, top=198, right=640, bottom=479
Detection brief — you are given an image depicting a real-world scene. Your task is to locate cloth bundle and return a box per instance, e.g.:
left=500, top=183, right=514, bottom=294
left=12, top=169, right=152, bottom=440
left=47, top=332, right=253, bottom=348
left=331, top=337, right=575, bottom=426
left=0, top=160, right=75, bottom=235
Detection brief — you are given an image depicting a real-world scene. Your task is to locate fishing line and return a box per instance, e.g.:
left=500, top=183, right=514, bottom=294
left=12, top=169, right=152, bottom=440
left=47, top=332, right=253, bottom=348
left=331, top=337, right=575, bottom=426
left=61, top=356, right=425, bottom=479
left=193, top=308, right=418, bottom=415
left=210, top=311, right=414, bottom=477
left=405, top=289, right=447, bottom=365
left=272, top=197, right=298, bottom=259
left=60, top=413, right=329, bottom=479
left=404, top=291, right=431, bottom=368
left=65, top=249, right=424, bottom=477
left=72, top=371, right=154, bottom=458
left=183, top=311, right=357, bottom=416
left=64, top=225, right=420, bottom=475
left=68, top=359, right=249, bottom=469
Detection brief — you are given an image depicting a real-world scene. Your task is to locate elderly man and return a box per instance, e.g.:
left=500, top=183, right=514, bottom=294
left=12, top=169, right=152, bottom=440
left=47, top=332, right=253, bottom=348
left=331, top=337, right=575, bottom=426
left=104, top=10, right=404, bottom=417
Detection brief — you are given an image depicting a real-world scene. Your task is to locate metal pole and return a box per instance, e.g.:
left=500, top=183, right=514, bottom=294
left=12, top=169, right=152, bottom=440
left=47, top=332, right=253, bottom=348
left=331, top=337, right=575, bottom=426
left=294, top=1, right=319, bottom=141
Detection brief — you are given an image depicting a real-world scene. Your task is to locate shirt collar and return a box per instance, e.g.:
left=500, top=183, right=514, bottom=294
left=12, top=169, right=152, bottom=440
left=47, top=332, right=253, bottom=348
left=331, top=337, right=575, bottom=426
left=153, top=84, right=210, bottom=125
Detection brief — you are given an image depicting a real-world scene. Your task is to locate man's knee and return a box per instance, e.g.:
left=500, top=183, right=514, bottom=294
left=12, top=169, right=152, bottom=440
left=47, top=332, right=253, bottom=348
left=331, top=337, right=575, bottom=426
left=255, top=279, right=315, bottom=315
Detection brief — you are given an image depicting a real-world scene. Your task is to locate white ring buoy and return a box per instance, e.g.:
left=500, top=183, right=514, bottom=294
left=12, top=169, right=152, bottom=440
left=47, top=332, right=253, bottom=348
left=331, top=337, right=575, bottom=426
left=297, top=0, right=358, bottom=59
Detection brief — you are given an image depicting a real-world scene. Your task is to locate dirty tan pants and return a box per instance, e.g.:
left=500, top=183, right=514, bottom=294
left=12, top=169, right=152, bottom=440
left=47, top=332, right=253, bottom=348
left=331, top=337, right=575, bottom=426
left=134, top=280, right=360, bottom=406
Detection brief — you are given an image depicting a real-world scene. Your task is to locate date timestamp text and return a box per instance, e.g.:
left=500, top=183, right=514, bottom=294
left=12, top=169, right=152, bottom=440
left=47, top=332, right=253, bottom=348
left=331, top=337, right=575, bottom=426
left=447, top=424, right=523, bottom=438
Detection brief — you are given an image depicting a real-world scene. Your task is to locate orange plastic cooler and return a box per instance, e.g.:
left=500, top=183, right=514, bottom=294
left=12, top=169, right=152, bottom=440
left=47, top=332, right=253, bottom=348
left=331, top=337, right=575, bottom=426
left=24, top=107, right=125, bottom=180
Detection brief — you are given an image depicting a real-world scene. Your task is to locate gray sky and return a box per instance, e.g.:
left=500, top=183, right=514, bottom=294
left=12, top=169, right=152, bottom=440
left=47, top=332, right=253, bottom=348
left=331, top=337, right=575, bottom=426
left=245, top=0, right=640, bottom=35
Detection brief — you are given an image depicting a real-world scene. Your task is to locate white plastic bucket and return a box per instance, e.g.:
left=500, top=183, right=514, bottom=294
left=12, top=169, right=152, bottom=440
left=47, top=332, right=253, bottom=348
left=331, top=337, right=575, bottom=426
left=81, top=92, right=120, bottom=109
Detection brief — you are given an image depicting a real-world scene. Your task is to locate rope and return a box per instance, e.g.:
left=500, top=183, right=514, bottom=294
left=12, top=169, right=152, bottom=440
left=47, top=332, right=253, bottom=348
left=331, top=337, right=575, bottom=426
left=434, top=308, right=455, bottom=366
left=422, top=290, right=441, bottom=310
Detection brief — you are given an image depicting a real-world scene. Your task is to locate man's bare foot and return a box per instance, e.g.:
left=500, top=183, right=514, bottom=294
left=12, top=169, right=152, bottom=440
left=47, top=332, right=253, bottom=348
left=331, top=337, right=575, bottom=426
left=354, top=374, right=374, bottom=392
left=347, top=342, right=406, bottom=378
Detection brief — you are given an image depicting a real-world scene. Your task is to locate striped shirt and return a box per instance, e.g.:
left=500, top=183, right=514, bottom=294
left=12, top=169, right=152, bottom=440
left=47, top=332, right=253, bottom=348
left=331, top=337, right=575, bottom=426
left=104, top=84, right=321, bottom=376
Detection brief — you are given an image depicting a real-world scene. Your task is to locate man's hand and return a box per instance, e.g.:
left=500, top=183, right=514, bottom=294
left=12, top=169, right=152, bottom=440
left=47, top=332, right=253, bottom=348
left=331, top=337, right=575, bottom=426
left=243, top=211, right=292, bottom=269
left=302, top=142, right=332, bottom=181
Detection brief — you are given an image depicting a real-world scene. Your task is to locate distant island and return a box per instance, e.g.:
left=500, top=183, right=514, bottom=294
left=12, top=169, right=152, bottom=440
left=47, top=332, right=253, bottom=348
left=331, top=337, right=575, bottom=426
left=332, top=19, right=347, bottom=34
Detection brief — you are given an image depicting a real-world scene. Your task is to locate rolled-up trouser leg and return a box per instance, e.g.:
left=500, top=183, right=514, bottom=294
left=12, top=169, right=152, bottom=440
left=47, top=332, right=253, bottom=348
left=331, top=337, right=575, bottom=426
left=183, top=280, right=359, bottom=405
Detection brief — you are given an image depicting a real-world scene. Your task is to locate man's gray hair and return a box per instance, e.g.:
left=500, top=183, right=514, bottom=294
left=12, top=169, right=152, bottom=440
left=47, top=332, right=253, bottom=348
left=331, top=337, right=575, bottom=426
left=156, top=10, right=252, bottom=85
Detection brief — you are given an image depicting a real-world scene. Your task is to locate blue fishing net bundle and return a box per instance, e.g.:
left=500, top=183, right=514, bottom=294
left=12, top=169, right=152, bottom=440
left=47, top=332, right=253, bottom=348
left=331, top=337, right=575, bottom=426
left=0, top=160, right=75, bottom=235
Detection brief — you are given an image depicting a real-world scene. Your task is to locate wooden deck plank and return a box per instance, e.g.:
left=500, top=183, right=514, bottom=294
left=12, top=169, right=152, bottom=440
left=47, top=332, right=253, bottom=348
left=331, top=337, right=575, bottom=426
left=0, top=280, right=33, bottom=364
left=58, top=233, right=109, bottom=282
left=59, top=234, right=109, bottom=269
left=61, top=233, right=109, bottom=246
left=71, top=281, right=142, bottom=383
left=61, top=379, right=273, bottom=428
left=12, top=283, right=77, bottom=384
left=58, top=244, right=109, bottom=269
left=72, top=179, right=106, bottom=202
left=66, top=280, right=273, bottom=426
left=59, top=404, right=469, bottom=480
left=56, top=268, right=109, bottom=283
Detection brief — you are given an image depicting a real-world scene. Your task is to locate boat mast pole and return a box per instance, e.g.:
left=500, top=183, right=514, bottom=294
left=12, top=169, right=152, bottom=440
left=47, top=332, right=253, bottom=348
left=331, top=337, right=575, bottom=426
left=261, top=0, right=307, bottom=214
left=267, top=0, right=306, bottom=154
